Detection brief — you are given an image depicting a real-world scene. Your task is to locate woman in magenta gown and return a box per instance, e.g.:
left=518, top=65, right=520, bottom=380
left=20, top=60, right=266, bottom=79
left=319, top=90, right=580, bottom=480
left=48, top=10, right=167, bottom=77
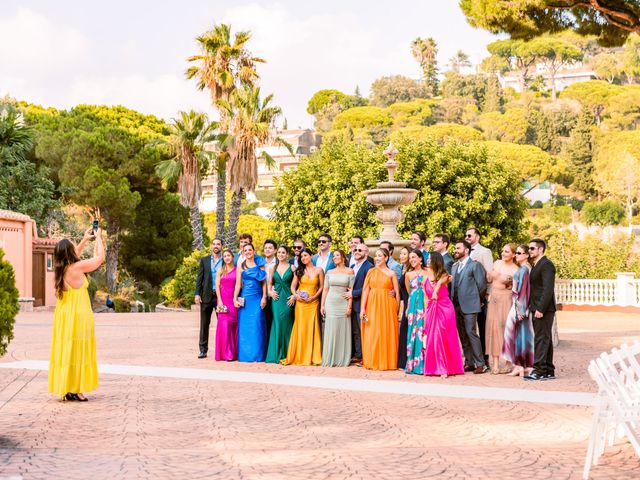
left=423, top=252, right=464, bottom=377
left=215, top=249, right=238, bottom=361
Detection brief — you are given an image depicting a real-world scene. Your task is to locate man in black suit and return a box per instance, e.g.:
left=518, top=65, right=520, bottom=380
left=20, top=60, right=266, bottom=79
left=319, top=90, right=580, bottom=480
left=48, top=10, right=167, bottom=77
left=194, top=238, right=223, bottom=358
left=451, top=240, right=488, bottom=374
left=342, top=243, right=373, bottom=365
left=525, top=238, right=557, bottom=381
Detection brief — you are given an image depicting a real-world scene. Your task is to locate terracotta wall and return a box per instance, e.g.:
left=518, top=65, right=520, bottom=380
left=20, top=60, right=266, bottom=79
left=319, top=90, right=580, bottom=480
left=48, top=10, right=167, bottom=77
left=0, top=216, right=33, bottom=298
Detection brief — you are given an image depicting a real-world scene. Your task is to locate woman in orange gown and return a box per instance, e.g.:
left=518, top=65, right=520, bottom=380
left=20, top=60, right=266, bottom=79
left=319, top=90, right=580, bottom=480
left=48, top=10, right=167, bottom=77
left=360, top=248, right=400, bottom=370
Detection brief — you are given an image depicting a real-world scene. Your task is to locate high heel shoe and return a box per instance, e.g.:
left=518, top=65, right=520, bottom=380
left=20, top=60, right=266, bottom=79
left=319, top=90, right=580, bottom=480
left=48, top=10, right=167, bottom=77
left=64, top=393, right=77, bottom=401
left=507, top=367, right=523, bottom=377
left=75, top=393, right=88, bottom=402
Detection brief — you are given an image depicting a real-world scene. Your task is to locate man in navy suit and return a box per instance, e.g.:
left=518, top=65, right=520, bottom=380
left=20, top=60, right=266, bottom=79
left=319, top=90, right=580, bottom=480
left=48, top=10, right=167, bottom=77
left=525, top=238, right=557, bottom=381
left=342, top=244, right=373, bottom=365
left=195, top=238, right=223, bottom=358
left=312, top=233, right=335, bottom=273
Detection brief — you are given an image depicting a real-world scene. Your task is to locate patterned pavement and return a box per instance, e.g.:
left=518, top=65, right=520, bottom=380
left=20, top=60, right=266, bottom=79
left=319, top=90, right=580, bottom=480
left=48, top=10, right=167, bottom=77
left=1, top=310, right=639, bottom=479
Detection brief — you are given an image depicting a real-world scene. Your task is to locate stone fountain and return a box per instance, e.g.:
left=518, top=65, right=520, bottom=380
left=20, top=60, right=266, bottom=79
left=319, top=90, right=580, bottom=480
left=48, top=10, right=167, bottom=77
left=362, top=143, right=418, bottom=255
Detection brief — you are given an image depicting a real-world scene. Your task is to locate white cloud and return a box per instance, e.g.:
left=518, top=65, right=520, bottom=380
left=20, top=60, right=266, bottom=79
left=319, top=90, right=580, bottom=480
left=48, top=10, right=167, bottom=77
left=0, top=7, right=88, bottom=74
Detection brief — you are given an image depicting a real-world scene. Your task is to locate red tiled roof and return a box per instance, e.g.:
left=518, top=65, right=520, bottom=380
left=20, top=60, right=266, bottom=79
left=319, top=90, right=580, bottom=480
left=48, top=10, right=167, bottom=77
left=0, top=209, right=33, bottom=222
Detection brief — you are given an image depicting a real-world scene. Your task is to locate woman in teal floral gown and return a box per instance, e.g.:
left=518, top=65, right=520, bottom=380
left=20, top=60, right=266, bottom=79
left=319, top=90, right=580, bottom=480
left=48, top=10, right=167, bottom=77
left=405, top=249, right=427, bottom=375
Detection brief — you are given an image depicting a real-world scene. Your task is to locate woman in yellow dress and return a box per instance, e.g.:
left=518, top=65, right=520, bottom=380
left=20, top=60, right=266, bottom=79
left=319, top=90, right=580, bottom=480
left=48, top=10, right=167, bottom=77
left=49, top=226, right=104, bottom=401
left=282, top=248, right=324, bottom=366
left=360, top=248, right=400, bottom=370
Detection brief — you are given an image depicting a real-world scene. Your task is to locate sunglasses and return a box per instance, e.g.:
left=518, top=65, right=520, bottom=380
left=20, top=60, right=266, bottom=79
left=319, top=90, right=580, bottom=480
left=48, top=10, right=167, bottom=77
left=528, top=246, right=537, bottom=251
left=317, top=240, right=328, bottom=244
left=354, top=248, right=365, bottom=253
left=464, top=234, right=473, bottom=238
left=516, top=251, right=526, bottom=255
left=293, top=246, right=303, bottom=249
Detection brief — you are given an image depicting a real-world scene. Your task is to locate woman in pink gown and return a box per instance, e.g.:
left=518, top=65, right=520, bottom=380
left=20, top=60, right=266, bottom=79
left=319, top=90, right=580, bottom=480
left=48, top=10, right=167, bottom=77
left=423, top=252, right=464, bottom=378
left=215, top=249, right=238, bottom=361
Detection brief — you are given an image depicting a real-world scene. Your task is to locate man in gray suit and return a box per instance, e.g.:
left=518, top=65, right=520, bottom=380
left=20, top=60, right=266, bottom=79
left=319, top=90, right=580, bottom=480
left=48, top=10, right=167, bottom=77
left=451, top=239, right=488, bottom=374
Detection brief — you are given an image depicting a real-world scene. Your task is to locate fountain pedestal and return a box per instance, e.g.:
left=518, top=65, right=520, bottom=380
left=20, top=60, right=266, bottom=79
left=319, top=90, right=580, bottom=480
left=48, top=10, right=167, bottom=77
left=362, top=143, right=417, bottom=256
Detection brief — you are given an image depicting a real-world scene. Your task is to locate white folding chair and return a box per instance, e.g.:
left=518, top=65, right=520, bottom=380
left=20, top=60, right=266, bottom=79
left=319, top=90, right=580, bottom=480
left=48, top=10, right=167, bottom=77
left=583, top=344, right=640, bottom=479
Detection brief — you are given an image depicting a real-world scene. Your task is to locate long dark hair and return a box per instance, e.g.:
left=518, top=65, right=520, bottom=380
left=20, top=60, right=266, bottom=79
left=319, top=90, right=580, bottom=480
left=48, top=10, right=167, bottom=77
left=296, top=248, right=314, bottom=279
left=400, top=246, right=412, bottom=274
left=54, top=239, right=79, bottom=299
left=428, top=251, right=447, bottom=282
left=219, top=249, right=235, bottom=277
left=408, top=248, right=426, bottom=270
left=275, top=245, right=289, bottom=268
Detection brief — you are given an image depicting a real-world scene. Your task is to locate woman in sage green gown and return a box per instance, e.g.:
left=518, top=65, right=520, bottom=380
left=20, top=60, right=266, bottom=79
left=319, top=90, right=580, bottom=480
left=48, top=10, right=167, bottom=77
left=320, top=250, right=354, bottom=367
left=265, top=246, right=295, bottom=363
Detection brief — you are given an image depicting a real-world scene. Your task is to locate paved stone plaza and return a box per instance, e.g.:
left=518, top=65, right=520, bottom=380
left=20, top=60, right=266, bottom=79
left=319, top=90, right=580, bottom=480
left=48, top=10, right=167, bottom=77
left=1, top=310, right=639, bottom=479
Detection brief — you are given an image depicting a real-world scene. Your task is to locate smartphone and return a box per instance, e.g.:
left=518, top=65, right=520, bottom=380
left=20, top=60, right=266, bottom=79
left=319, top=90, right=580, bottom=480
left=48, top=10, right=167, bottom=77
left=92, top=220, right=99, bottom=234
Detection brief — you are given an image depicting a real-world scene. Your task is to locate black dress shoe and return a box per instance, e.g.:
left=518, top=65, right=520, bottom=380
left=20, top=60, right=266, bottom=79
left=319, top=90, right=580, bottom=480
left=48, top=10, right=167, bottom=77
left=64, top=393, right=77, bottom=401
left=198, top=352, right=207, bottom=359
left=464, top=365, right=475, bottom=372
left=542, top=373, right=556, bottom=381
left=524, top=372, right=545, bottom=381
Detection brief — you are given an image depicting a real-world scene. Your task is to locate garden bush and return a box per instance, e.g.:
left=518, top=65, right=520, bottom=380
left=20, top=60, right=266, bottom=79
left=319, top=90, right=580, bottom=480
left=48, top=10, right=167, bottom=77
left=161, top=249, right=207, bottom=308
left=581, top=200, right=625, bottom=226
left=0, top=249, right=19, bottom=357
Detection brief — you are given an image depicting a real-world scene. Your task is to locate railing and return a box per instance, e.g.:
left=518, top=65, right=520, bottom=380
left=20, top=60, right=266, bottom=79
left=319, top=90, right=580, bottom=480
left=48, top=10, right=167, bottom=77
left=556, top=273, right=640, bottom=307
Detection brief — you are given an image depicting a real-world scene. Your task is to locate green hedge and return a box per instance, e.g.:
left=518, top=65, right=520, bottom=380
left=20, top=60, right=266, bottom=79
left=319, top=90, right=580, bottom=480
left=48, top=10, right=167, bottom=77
left=0, top=249, right=19, bottom=357
left=161, top=249, right=207, bottom=308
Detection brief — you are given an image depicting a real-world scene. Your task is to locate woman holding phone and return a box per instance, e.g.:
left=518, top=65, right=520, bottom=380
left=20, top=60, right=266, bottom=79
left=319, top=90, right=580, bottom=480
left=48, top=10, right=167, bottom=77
left=49, top=225, right=104, bottom=402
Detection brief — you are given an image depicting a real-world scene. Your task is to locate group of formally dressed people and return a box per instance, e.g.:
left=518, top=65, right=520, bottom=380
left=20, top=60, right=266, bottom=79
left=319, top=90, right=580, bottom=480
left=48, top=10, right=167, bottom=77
left=195, top=228, right=557, bottom=381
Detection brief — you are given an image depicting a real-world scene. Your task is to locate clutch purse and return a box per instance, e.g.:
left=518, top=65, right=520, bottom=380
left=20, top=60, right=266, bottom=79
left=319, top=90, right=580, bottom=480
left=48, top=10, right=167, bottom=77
left=296, top=290, right=309, bottom=300
left=237, top=297, right=245, bottom=307
left=216, top=304, right=228, bottom=313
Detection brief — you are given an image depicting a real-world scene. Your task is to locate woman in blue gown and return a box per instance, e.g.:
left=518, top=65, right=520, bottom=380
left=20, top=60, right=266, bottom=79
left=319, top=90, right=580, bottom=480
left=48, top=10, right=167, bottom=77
left=233, top=243, right=268, bottom=362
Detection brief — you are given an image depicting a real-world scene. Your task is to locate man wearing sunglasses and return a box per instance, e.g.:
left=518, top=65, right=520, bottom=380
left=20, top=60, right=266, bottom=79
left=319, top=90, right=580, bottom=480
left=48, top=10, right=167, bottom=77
left=288, top=239, right=306, bottom=268
left=347, top=235, right=373, bottom=267
left=524, top=238, right=557, bottom=381
left=312, top=233, right=336, bottom=273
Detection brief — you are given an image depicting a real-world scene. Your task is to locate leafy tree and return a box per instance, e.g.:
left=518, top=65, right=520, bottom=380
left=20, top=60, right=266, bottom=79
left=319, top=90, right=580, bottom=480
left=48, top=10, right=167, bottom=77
left=460, top=0, right=640, bottom=47
left=529, top=36, right=583, bottom=99
left=591, top=52, right=624, bottom=83
left=390, top=123, right=483, bottom=144
left=411, top=37, right=439, bottom=96
left=479, top=107, right=529, bottom=143
left=561, top=80, right=621, bottom=123
left=160, top=248, right=207, bottom=308
left=332, top=106, right=393, bottom=129
left=621, top=33, right=640, bottom=83
left=603, top=85, right=640, bottom=129
left=448, top=50, right=472, bottom=73
left=480, top=140, right=566, bottom=192
left=434, top=96, right=479, bottom=124
left=0, top=248, right=19, bottom=357
left=369, top=75, right=429, bottom=107
left=186, top=23, right=263, bottom=241
left=441, top=72, right=488, bottom=107
left=120, top=192, right=193, bottom=286
left=385, top=99, right=435, bottom=127
left=307, top=89, right=367, bottom=131
left=0, top=102, right=58, bottom=231
left=273, top=138, right=527, bottom=253
left=593, top=131, right=640, bottom=221
left=562, top=107, right=596, bottom=196
left=153, top=110, right=218, bottom=250
left=218, top=86, right=285, bottom=249
left=33, top=105, right=168, bottom=292
left=487, top=39, right=539, bottom=91
left=582, top=200, right=626, bottom=225
left=483, top=74, right=504, bottom=113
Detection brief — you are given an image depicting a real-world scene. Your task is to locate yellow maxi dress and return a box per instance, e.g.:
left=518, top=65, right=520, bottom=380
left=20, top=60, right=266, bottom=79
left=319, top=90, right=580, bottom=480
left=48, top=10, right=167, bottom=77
left=281, top=275, right=322, bottom=366
left=48, top=277, right=98, bottom=396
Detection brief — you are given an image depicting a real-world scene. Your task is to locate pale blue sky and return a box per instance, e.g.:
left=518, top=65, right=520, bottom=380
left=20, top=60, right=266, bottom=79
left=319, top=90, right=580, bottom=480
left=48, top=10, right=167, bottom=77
left=1, top=1, right=498, bottom=127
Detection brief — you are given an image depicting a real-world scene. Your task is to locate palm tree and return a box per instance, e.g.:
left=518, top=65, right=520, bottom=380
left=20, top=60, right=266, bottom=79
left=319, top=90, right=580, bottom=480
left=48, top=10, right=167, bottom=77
left=0, top=102, right=33, bottom=163
left=154, top=110, right=219, bottom=250
left=186, top=24, right=263, bottom=241
left=411, top=37, right=439, bottom=96
left=448, top=50, right=472, bottom=73
left=217, top=86, right=289, bottom=248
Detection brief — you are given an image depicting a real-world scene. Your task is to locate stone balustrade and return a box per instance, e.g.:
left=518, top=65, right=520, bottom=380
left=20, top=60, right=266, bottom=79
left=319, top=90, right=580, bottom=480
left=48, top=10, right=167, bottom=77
left=555, top=273, right=640, bottom=307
